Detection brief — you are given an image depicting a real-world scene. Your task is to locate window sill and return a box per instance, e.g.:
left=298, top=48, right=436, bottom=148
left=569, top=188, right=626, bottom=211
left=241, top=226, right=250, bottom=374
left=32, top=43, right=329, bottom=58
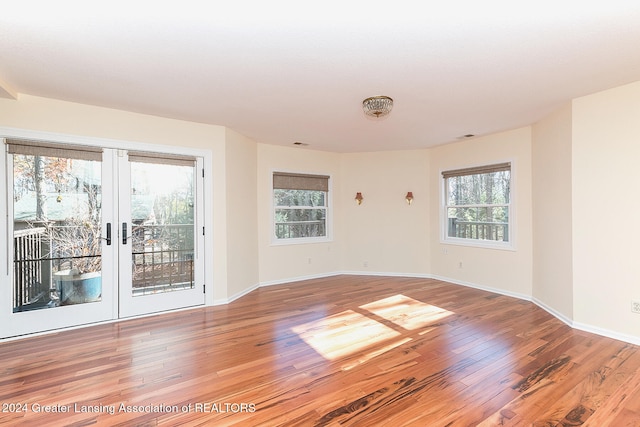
left=270, top=236, right=332, bottom=246
left=441, top=237, right=515, bottom=251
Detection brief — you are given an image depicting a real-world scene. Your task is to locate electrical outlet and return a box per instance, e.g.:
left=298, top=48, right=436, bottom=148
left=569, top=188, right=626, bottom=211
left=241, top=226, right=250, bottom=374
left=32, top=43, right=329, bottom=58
left=632, top=300, right=640, bottom=314
left=307, top=257, right=312, bottom=264
left=363, top=260, right=369, bottom=268
left=458, top=261, right=463, bottom=269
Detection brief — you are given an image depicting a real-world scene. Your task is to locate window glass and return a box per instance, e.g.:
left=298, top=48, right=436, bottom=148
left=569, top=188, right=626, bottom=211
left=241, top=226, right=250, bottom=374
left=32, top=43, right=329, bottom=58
left=12, top=153, right=103, bottom=311
left=273, top=185, right=328, bottom=241
left=444, top=167, right=511, bottom=245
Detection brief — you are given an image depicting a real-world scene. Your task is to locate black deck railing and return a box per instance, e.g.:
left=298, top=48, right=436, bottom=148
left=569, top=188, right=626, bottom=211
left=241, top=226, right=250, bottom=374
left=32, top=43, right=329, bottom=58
left=13, top=223, right=195, bottom=310
left=448, top=218, right=509, bottom=242
left=275, top=220, right=325, bottom=239
left=131, top=223, right=195, bottom=293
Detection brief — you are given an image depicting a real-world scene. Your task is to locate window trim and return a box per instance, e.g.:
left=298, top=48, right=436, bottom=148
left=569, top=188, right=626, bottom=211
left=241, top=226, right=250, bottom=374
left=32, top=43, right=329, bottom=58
left=271, top=170, right=333, bottom=245
left=440, top=160, right=516, bottom=251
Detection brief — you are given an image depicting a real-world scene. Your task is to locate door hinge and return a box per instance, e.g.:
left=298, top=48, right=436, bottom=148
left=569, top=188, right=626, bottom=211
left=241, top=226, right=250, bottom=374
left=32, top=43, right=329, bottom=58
left=203, top=284, right=206, bottom=294
left=202, top=168, right=205, bottom=178
left=202, top=226, right=205, bottom=235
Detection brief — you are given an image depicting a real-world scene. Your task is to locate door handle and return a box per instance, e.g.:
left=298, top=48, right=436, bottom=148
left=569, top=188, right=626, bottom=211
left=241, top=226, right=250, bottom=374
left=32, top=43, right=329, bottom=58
left=105, top=222, right=112, bottom=245
left=122, top=222, right=128, bottom=245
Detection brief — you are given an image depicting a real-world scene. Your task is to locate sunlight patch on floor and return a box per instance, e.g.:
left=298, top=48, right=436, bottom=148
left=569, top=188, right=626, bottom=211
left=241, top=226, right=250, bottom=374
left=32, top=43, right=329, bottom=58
left=291, top=295, right=453, bottom=365
left=292, top=310, right=401, bottom=361
left=360, top=294, right=454, bottom=330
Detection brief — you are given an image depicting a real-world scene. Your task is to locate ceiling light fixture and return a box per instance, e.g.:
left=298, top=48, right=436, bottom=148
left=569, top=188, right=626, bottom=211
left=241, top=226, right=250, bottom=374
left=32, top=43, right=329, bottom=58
left=362, top=96, right=393, bottom=118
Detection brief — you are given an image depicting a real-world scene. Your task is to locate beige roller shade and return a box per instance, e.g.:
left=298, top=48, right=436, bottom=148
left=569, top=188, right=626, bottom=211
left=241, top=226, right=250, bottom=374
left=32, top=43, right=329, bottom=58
left=273, top=172, right=330, bottom=192
left=127, top=150, right=196, bottom=167
left=6, top=138, right=103, bottom=161
left=442, top=162, right=510, bottom=179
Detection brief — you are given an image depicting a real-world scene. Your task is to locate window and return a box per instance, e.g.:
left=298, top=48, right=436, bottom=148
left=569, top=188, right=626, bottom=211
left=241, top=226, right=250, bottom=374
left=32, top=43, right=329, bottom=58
left=273, top=172, right=330, bottom=242
left=442, top=162, right=511, bottom=247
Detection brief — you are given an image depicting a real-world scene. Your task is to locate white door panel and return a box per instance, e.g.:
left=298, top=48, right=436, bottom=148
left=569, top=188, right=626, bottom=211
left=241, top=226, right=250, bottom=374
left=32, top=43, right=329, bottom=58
left=3, top=141, right=205, bottom=338
left=117, top=153, right=205, bottom=318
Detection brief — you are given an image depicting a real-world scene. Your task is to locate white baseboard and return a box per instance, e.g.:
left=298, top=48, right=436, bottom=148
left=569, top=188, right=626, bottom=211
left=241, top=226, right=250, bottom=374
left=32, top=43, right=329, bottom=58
left=532, top=297, right=640, bottom=345
left=258, top=272, right=342, bottom=288
left=213, top=282, right=260, bottom=305
left=531, top=297, right=573, bottom=327
left=571, top=321, right=640, bottom=346
left=341, top=270, right=432, bottom=279
left=429, top=274, right=532, bottom=302
left=407, top=274, right=640, bottom=345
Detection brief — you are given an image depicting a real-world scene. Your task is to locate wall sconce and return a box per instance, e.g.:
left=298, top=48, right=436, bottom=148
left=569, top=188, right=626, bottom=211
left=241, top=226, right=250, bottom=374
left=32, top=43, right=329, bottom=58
left=405, top=191, right=414, bottom=205
left=355, top=192, right=364, bottom=205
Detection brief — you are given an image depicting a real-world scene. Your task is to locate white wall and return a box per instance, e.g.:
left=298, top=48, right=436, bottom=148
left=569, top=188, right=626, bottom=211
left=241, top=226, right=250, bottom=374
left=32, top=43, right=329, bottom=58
left=256, top=144, right=343, bottom=284
left=572, top=81, right=640, bottom=341
left=340, top=150, right=430, bottom=275
left=224, top=128, right=259, bottom=301
left=531, top=103, right=574, bottom=320
left=256, top=147, right=432, bottom=282
left=0, top=94, right=229, bottom=303
left=429, top=128, right=534, bottom=298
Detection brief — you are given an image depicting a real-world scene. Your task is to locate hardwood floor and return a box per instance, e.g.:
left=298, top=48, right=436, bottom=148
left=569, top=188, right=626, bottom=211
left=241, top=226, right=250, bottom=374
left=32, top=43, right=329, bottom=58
left=2, top=275, right=640, bottom=426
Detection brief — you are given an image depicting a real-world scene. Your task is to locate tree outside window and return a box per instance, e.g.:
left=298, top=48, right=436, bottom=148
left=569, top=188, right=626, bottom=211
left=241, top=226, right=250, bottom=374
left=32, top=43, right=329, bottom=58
left=273, top=172, right=330, bottom=242
left=443, top=163, right=511, bottom=245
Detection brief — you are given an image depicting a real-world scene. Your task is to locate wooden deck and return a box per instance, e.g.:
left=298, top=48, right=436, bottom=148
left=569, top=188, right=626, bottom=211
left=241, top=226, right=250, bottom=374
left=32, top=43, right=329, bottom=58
left=2, top=275, right=640, bottom=426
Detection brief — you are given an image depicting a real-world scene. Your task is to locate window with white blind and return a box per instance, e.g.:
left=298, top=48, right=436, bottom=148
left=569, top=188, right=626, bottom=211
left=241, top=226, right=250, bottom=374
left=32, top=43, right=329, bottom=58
left=273, top=172, right=330, bottom=243
left=442, top=162, right=513, bottom=248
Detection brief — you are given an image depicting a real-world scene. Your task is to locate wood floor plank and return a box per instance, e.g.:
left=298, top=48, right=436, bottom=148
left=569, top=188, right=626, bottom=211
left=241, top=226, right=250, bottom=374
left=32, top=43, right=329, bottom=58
left=531, top=343, right=640, bottom=425
left=1, top=275, right=640, bottom=426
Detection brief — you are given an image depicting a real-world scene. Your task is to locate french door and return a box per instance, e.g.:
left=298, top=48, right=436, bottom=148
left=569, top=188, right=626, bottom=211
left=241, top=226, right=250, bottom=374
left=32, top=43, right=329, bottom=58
left=118, top=151, right=204, bottom=318
left=3, top=139, right=205, bottom=338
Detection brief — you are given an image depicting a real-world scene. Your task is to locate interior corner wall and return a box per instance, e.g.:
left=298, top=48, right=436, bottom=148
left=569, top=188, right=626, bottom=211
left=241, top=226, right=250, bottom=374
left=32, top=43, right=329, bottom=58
left=428, top=127, right=533, bottom=298
left=256, top=144, right=343, bottom=285
left=0, top=94, right=229, bottom=305
left=224, top=129, right=259, bottom=300
left=531, top=103, right=573, bottom=320
left=340, top=150, right=430, bottom=275
left=572, top=81, right=640, bottom=342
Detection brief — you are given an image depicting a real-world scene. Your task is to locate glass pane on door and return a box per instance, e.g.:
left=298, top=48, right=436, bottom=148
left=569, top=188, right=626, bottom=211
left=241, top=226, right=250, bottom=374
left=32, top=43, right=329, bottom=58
left=130, top=161, right=195, bottom=296
left=13, top=154, right=102, bottom=311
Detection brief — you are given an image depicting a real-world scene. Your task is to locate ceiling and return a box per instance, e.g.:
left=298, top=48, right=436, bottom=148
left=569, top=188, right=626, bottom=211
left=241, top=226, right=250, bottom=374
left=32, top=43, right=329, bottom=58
left=2, top=2, right=640, bottom=153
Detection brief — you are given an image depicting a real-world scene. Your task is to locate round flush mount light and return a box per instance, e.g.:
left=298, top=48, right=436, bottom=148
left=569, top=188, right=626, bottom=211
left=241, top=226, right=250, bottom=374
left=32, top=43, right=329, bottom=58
left=362, top=96, right=393, bottom=118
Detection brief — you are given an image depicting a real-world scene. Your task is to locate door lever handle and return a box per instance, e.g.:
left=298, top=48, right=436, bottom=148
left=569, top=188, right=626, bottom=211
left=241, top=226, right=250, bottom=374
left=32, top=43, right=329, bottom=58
left=122, top=222, right=128, bottom=245
left=104, top=222, right=112, bottom=245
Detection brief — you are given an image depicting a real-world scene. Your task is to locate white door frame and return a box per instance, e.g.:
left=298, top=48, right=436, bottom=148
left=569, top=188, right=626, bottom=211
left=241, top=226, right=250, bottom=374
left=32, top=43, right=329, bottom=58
left=1, top=127, right=213, bottom=339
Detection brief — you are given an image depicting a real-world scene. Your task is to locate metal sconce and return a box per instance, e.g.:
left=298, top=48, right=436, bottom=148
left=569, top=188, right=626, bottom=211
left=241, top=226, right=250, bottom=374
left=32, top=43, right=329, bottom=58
left=405, top=191, right=414, bottom=205
left=355, top=192, right=364, bottom=205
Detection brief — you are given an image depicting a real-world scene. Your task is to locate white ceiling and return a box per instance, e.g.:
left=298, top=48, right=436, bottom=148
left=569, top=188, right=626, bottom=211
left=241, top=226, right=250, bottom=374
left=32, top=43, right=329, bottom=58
left=2, top=1, right=640, bottom=152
